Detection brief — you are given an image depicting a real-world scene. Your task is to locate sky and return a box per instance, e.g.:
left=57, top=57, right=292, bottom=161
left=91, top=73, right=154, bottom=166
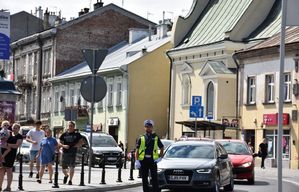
left=2, top=0, right=194, bottom=23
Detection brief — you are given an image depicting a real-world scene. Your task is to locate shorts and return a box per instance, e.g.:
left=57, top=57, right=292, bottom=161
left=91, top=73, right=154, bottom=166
left=29, top=150, right=39, bottom=161
left=61, top=153, right=76, bottom=169
left=1, top=148, right=16, bottom=168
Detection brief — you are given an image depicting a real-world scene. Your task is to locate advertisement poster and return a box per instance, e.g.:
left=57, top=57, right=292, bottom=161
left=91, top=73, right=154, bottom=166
left=0, top=11, right=10, bottom=60
left=0, top=101, right=15, bottom=124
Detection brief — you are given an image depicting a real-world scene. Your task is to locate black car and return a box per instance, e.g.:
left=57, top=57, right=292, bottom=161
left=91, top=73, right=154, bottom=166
left=157, top=140, right=234, bottom=192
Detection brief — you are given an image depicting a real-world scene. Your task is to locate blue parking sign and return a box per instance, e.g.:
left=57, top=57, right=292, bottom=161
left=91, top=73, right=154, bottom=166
left=189, top=106, right=204, bottom=118
left=192, top=96, right=202, bottom=106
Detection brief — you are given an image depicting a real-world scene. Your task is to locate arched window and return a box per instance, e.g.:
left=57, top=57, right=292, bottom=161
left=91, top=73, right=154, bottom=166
left=182, top=75, right=190, bottom=105
left=206, top=81, right=214, bottom=116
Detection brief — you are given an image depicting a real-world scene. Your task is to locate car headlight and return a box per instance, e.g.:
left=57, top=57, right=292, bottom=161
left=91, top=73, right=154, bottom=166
left=93, top=150, right=103, bottom=155
left=196, top=168, right=212, bottom=173
left=239, top=162, right=252, bottom=168
left=157, top=168, right=164, bottom=173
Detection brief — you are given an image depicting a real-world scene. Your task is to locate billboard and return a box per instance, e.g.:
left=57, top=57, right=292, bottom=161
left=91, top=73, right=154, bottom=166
left=0, top=101, right=15, bottom=124
left=0, top=11, right=10, bottom=60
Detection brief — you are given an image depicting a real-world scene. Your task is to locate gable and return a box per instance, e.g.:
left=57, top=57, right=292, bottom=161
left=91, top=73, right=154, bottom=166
left=180, top=62, right=193, bottom=74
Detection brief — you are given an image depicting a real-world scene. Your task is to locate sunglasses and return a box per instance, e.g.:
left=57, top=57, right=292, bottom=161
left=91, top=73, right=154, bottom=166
left=3, top=124, right=9, bottom=127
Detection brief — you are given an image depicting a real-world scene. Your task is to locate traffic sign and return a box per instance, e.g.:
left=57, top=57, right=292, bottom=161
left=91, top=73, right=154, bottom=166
left=189, top=106, right=204, bottom=118
left=82, top=49, right=108, bottom=74
left=192, top=96, right=202, bottom=106
left=80, top=76, right=107, bottom=102
left=207, top=112, right=213, bottom=120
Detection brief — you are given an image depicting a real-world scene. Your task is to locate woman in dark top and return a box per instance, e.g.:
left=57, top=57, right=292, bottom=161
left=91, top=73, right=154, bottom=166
left=0, top=123, right=23, bottom=191
left=259, top=138, right=268, bottom=169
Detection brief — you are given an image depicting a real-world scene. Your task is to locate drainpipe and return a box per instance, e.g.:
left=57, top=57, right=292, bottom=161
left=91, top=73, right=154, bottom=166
left=36, top=37, right=43, bottom=120
left=165, top=50, right=173, bottom=140
left=232, top=53, right=240, bottom=139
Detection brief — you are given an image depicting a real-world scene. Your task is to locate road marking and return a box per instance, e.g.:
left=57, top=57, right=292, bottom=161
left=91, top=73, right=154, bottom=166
left=256, top=176, right=299, bottom=187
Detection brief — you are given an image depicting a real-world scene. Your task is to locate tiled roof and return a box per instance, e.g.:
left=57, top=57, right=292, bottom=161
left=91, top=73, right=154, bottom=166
left=177, top=0, right=252, bottom=49
left=51, top=34, right=170, bottom=81
left=249, top=26, right=299, bottom=50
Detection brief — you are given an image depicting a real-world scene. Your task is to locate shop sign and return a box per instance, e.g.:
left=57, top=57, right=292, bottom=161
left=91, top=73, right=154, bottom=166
left=263, top=113, right=289, bottom=126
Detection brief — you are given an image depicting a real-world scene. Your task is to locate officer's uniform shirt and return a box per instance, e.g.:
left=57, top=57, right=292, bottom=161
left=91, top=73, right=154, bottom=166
left=136, top=133, right=164, bottom=160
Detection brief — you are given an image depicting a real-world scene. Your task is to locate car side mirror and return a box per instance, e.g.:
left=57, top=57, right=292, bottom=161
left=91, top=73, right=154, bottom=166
left=82, top=144, right=89, bottom=148
left=218, top=154, right=228, bottom=159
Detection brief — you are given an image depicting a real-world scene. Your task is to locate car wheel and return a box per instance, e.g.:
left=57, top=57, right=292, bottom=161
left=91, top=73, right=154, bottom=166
left=224, top=176, right=234, bottom=191
left=248, top=177, right=255, bottom=185
left=211, top=174, right=220, bottom=192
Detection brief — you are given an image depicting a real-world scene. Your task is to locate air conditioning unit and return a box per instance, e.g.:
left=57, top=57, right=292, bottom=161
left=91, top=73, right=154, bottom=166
left=108, top=118, right=119, bottom=126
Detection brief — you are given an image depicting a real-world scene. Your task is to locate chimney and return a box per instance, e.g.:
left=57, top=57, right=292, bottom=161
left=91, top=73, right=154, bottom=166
left=129, top=28, right=149, bottom=44
left=78, top=9, right=85, bottom=17
left=84, top=8, right=89, bottom=14
left=43, top=9, right=50, bottom=29
left=94, top=0, right=104, bottom=10
left=38, top=6, right=43, bottom=19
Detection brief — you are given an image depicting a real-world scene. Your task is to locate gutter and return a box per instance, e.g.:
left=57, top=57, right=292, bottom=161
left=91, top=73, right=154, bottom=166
left=232, top=53, right=240, bottom=139
left=165, top=50, right=173, bottom=140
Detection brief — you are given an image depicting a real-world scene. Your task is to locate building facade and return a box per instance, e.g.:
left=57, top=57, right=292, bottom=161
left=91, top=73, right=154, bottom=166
left=167, top=0, right=281, bottom=140
left=235, top=26, right=299, bottom=169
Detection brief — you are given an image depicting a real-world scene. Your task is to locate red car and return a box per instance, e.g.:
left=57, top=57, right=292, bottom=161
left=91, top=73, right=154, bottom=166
left=217, top=139, right=255, bottom=184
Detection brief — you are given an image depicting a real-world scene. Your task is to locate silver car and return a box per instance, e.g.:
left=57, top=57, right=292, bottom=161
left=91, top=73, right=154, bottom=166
left=157, top=140, right=234, bottom=192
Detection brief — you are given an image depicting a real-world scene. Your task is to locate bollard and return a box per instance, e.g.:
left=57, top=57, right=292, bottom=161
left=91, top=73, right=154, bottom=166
left=18, top=154, right=24, bottom=191
left=100, top=154, right=106, bottom=184
left=128, top=151, right=134, bottom=180
left=79, top=152, right=85, bottom=186
left=52, top=153, right=59, bottom=188
left=124, top=148, right=127, bottom=169
left=116, top=155, right=122, bottom=182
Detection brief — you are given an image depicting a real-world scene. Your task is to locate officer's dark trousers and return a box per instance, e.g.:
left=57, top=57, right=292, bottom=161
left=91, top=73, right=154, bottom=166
left=140, top=158, right=159, bottom=192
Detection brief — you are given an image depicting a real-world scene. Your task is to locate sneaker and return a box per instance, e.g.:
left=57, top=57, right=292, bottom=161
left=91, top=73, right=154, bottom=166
left=37, top=179, right=41, bottom=184
left=3, top=187, right=11, bottom=191
left=29, top=172, right=33, bottom=178
left=36, top=173, right=39, bottom=179
left=63, top=176, right=68, bottom=184
left=68, top=180, right=72, bottom=185
left=49, top=180, right=53, bottom=183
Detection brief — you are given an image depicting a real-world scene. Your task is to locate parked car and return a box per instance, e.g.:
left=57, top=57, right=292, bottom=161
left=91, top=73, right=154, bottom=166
left=217, top=139, right=255, bottom=184
left=77, top=132, right=124, bottom=168
left=16, top=140, right=30, bottom=163
left=157, top=140, right=234, bottom=192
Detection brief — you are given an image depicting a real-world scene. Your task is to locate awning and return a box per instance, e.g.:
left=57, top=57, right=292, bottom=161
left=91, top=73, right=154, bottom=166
left=176, top=120, right=225, bottom=131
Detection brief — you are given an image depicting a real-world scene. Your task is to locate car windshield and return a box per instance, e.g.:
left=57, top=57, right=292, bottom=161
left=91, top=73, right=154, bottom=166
left=91, top=136, right=118, bottom=147
left=164, top=144, right=214, bottom=159
left=219, top=141, right=250, bottom=155
left=22, top=141, right=30, bottom=148
left=161, top=140, right=173, bottom=149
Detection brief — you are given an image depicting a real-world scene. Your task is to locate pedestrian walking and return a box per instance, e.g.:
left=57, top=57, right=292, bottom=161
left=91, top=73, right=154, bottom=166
left=36, top=128, right=58, bottom=184
left=0, top=121, right=12, bottom=166
left=259, top=138, right=268, bottom=169
left=26, top=120, right=45, bottom=178
left=118, top=141, right=124, bottom=151
left=0, top=123, right=23, bottom=191
left=58, top=121, right=83, bottom=185
left=135, top=120, right=164, bottom=192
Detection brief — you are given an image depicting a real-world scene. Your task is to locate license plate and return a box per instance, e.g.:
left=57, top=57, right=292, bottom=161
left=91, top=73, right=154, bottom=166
left=107, top=157, right=117, bottom=161
left=168, top=175, right=189, bottom=181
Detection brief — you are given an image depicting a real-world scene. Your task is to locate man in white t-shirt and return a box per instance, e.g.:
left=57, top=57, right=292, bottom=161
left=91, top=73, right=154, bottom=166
left=26, top=121, right=45, bottom=178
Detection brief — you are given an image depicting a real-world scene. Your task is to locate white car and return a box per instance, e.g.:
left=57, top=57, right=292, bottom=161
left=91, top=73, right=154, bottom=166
left=17, top=140, right=30, bottom=163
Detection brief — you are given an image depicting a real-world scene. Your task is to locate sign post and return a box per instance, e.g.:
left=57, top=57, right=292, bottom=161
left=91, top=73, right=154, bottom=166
left=190, top=96, right=203, bottom=137
left=82, top=49, right=108, bottom=184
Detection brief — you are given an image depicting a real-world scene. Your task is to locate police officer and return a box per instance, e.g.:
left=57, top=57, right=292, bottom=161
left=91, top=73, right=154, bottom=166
left=135, top=120, right=164, bottom=192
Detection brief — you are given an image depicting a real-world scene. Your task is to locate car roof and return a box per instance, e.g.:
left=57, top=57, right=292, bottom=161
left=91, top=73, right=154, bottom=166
left=172, top=140, right=215, bottom=146
left=178, top=137, right=213, bottom=142
left=216, top=139, right=246, bottom=143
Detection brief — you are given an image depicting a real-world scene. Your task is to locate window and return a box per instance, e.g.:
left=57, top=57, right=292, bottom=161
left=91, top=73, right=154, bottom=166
left=60, top=90, right=65, bottom=111
left=33, top=52, right=38, bottom=76
left=284, top=73, right=291, bottom=101
left=206, top=81, right=214, bottom=116
left=32, top=90, right=36, bottom=114
left=76, top=89, right=81, bottom=106
left=42, top=48, right=52, bottom=76
left=54, top=92, right=59, bottom=112
left=107, top=78, right=114, bottom=107
left=247, top=76, right=256, bottom=104
left=265, top=74, right=275, bottom=103
left=70, top=89, right=75, bottom=106
left=116, top=82, right=122, bottom=106
left=182, top=75, right=190, bottom=105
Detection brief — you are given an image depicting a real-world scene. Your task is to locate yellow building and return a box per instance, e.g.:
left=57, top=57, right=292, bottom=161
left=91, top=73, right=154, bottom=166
left=167, top=0, right=281, bottom=139
left=234, top=27, right=299, bottom=169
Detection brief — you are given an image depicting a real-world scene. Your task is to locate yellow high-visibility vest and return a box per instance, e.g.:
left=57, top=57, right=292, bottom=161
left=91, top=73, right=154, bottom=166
left=138, top=135, right=159, bottom=160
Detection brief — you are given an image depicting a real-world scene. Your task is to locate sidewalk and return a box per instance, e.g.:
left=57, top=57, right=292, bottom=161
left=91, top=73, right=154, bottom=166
left=5, top=162, right=142, bottom=192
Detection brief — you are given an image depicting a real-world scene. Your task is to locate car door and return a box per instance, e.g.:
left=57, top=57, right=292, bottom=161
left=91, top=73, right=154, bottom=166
left=216, top=144, right=229, bottom=184
left=218, top=143, right=231, bottom=184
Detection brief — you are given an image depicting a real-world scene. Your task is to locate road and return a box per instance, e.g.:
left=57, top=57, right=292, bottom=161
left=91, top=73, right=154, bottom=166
left=111, top=176, right=299, bottom=192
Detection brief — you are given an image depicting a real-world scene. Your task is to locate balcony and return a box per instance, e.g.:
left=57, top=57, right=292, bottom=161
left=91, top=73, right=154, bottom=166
left=16, top=74, right=33, bottom=88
